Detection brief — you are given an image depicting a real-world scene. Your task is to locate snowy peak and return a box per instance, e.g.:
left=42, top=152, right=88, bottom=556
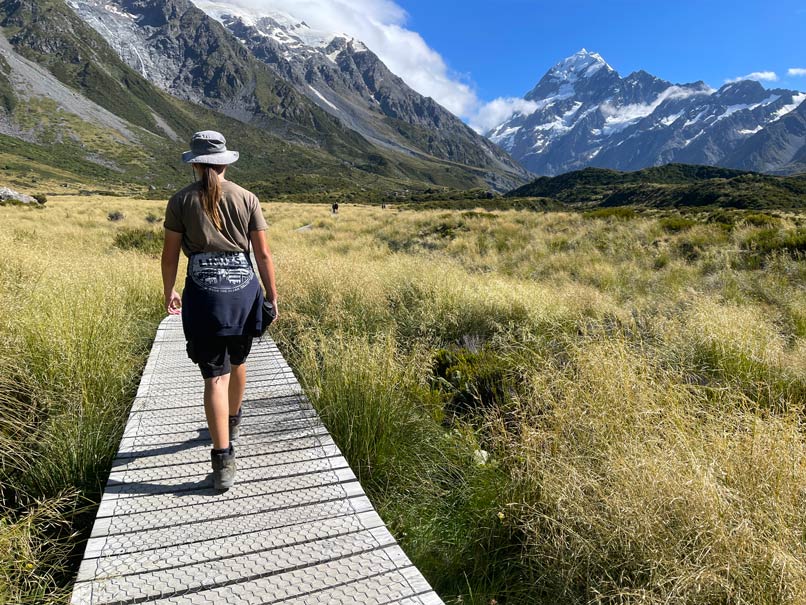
left=526, top=49, right=619, bottom=102
left=547, top=48, right=613, bottom=81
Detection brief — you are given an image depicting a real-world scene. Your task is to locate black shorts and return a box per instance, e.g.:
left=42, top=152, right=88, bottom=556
left=186, top=335, right=254, bottom=379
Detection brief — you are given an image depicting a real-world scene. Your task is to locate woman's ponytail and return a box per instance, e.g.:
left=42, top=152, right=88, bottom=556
left=199, top=164, right=223, bottom=230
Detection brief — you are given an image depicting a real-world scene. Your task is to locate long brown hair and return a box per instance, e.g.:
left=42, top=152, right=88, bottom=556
left=197, top=164, right=225, bottom=230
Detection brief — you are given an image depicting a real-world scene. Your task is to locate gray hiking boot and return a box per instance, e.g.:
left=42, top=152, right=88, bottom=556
left=229, top=408, right=243, bottom=440
left=211, top=443, right=236, bottom=491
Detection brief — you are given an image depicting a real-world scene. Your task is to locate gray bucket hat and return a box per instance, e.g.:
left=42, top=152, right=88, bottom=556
left=182, top=130, right=240, bottom=165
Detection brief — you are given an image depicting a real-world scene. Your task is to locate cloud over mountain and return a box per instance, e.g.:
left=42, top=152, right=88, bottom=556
left=468, top=97, right=542, bottom=134
left=725, top=71, right=778, bottom=83
left=202, top=0, right=542, bottom=129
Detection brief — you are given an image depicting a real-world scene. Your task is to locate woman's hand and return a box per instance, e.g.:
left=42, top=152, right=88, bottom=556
left=162, top=230, right=183, bottom=316
left=250, top=230, right=279, bottom=322
left=166, top=290, right=182, bottom=315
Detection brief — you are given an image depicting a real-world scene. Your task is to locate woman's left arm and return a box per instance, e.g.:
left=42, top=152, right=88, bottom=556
left=162, top=229, right=183, bottom=315
left=250, top=229, right=278, bottom=317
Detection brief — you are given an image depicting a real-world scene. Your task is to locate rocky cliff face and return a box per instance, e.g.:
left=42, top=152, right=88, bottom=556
left=489, top=49, right=806, bottom=176
left=198, top=2, right=525, bottom=176
left=724, top=99, right=806, bottom=174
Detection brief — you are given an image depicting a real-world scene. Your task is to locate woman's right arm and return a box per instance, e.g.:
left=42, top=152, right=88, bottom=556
left=161, top=229, right=183, bottom=315
left=250, top=229, right=278, bottom=316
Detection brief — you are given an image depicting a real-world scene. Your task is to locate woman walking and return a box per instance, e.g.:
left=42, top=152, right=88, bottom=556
left=161, top=130, right=278, bottom=491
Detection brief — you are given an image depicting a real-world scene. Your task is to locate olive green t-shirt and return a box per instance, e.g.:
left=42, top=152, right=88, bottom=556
left=164, top=180, right=268, bottom=257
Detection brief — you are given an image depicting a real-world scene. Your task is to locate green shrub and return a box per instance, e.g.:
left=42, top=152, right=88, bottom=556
left=742, top=212, right=779, bottom=227
left=706, top=209, right=737, bottom=227
left=674, top=240, right=702, bottom=262
left=112, top=228, right=162, bottom=256
left=418, top=219, right=469, bottom=240
left=583, top=207, right=637, bottom=220
left=742, top=227, right=806, bottom=255
left=106, top=211, right=124, bottom=222
left=144, top=212, right=162, bottom=224
left=431, top=348, right=514, bottom=419
left=653, top=253, right=670, bottom=269
left=659, top=216, right=697, bottom=232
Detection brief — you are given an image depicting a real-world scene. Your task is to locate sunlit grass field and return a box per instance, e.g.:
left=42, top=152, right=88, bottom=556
left=1, top=196, right=804, bottom=604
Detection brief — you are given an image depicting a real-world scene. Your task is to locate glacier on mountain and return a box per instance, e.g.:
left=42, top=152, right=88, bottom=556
left=192, top=0, right=361, bottom=52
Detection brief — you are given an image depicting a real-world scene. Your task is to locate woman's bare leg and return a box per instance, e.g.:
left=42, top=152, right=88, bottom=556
left=204, top=374, right=230, bottom=450
left=229, top=363, right=246, bottom=416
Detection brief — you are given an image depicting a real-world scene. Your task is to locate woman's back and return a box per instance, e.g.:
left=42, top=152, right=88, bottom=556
left=164, top=180, right=266, bottom=257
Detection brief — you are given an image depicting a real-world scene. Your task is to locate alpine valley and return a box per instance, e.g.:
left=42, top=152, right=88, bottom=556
left=488, top=49, right=806, bottom=177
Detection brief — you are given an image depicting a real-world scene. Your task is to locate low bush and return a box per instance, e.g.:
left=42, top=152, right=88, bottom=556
left=583, top=207, right=637, bottom=220
left=742, top=227, right=806, bottom=255
left=112, top=228, right=162, bottom=256
left=658, top=215, right=697, bottom=232
left=106, top=211, right=124, bottom=222
left=704, top=209, right=732, bottom=224
left=431, top=348, right=515, bottom=419
left=742, top=211, right=779, bottom=227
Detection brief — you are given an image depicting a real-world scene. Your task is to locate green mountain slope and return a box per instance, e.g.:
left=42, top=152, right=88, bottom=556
left=506, top=164, right=806, bottom=210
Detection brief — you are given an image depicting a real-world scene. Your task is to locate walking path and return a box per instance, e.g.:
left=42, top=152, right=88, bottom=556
left=71, top=316, right=443, bottom=604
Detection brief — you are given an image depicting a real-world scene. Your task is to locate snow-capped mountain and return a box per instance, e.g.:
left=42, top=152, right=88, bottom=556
left=489, top=49, right=806, bottom=175
left=65, top=0, right=527, bottom=189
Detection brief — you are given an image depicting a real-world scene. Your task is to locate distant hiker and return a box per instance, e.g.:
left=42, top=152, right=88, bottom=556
left=161, top=130, right=278, bottom=491
left=332, top=202, right=339, bottom=214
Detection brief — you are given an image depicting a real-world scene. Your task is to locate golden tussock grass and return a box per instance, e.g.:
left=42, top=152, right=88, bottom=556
left=0, top=197, right=804, bottom=604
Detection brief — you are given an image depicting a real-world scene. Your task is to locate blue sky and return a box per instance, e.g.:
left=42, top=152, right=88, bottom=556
left=398, top=0, right=806, bottom=98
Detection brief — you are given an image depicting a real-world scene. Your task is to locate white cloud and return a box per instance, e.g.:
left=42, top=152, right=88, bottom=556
left=219, top=0, right=478, bottom=116
left=788, top=68, right=806, bottom=77
left=725, top=71, right=779, bottom=83
left=600, top=85, right=713, bottom=135
left=468, top=97, right=542, bottom=134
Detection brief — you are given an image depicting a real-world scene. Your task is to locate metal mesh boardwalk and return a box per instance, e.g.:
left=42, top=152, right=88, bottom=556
left=71, top=316, right=443, bottom=605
